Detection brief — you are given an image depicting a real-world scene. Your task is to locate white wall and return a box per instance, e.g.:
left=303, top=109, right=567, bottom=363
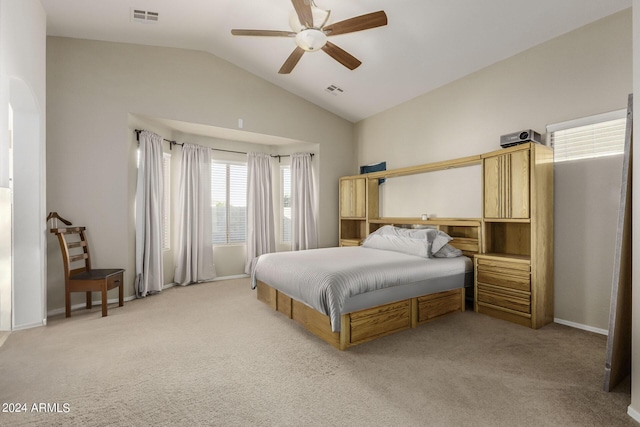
left=629, top=0, right=640, bottom=421
left=0, top=0, right=47, bottom=330
left=355, top=9, right=632, bottom=331
left=377, top=166, right=482, bottom=219
left=46, top=38, right=353, bottom=312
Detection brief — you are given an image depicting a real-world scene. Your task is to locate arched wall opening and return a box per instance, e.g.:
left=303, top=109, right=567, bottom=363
left=5, top=76, right=46, bottom=330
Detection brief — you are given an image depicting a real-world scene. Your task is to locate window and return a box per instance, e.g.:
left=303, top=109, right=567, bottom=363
left=281, top=166, right=291, bottom=243
left=162, top=152, right=171, bottom=251
left=547, top=109, right=627, bottom=163
left=211, top=161, right=247, bottom=244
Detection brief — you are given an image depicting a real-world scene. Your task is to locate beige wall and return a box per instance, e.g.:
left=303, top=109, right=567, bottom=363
left=355, top=9, right=632, bottom=331
left=554, top=155, right=624, bottom=329
left=46, top=37, right=353, bottom=313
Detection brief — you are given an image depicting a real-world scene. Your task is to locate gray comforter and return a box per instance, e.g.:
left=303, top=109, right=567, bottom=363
left=251, top=246, right=469, bottom=332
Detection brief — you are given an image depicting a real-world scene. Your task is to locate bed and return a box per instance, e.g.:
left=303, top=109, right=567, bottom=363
left=251, top=219, right=481, bottom=350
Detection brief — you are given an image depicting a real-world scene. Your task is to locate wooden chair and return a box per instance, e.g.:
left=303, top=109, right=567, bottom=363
left=50, top=223, right=125, bottom=317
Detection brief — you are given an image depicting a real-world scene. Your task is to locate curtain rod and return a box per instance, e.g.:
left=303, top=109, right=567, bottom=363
left=134, top=129, right=313, bottom=161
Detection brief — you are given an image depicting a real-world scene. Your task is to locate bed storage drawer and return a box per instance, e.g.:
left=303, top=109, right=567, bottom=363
left=417, top=289, right=463, bottom=323
left=349, top=300, right=411, bottom=343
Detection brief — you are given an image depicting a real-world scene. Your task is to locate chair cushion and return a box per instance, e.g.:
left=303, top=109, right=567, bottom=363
left=70, top=269, right=124, bottom=280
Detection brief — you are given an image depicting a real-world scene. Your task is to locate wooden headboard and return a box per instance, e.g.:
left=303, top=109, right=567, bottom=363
left=368, top=217, right=481, bottom=258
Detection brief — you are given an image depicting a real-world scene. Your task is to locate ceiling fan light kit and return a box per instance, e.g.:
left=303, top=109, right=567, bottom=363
left=295, top=29, right=327, bottom=51
left=231, top=0, right=387, bottom=74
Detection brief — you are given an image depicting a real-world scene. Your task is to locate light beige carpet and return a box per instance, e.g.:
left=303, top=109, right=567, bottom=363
left=0, top=278, right=635, bottom=427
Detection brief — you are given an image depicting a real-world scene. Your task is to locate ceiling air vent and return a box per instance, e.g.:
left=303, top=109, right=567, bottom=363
left=325, top=84, right=344, bottom=96
left=131, top=9, right=159, bottom=24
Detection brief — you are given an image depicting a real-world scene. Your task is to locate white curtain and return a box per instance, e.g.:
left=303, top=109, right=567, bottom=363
left=291, top=153, right=318, bottom=250
left=135, top=130, right=164, bottom=297
left=245, top=152, right=275, bottom=274
left=174, top=143, right=216, bottom=285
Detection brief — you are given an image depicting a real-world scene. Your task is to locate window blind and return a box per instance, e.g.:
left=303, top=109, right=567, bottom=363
left=228, top=164, right=247, bottom=243
left=211, top=161, right=247, bottom=245
left=547, top=109, right=626, bottom=163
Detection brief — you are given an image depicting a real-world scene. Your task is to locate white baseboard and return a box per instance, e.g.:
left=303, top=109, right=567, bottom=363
left=47, top=295, right=137, bottom=318
left=627, top=405, right=640, bottom=423
left=212, top=274, right=250, bottom=281
left=46, top=275, right=249, bottom=317
left=554, top=318, right=608, bottom=336
left=163, top=274, right=249, bottom=289
left=12, top=319, right=47, bottom=331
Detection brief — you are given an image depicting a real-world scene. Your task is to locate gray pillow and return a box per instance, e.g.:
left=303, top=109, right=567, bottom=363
left=432, top=243, right=463, bottom=258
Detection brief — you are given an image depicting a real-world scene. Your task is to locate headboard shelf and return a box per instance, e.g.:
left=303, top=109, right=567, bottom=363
left=344, top=155, right=482, bottom=181
left=480, top=253, right=530, bottom=262
left=369, top=217, right=481, bottom=227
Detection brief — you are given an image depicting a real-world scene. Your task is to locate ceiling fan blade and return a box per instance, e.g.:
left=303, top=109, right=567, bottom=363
left=291, top=0, right=313, bottom=28
left=279, top=47, right=306, bottom=74
left=231, top=29, right=295, bottom=37
left=323, top=11, right=388, bottom=36
left=321, top=41, right=362, bottom=70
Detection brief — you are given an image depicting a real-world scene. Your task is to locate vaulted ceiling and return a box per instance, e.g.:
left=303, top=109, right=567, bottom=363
left=41, top=0, right=631, bottom=123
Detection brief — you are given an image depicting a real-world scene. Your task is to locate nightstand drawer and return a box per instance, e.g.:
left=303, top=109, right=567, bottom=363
left=476, top=257, right=530, bottom=274
left=476, top=270, right=530, bottom=292
left=477, top=284, right=530, bottom=314
left=476, top=256, right=531, bottom=293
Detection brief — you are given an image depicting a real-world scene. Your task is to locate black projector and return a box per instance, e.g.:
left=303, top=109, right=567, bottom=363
left=500, top=129, right=542, bottom=148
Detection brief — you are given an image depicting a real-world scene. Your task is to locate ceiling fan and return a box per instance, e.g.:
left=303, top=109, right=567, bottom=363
left=231, top=0, right=388, bottom=74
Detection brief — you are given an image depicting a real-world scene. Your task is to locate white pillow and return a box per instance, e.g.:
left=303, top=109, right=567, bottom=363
left=367, top=225, right=453, bottom=257
left=362, top=233, right=429, bottom=258
left=374, top=225, right=434, bottom=240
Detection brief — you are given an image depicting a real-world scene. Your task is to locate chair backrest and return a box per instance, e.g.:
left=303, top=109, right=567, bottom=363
left=51, top=227, right=92, bottom=279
